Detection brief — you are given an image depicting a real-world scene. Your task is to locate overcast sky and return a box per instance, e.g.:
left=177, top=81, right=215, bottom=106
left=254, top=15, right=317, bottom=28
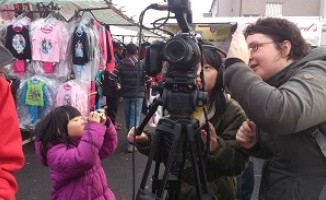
left=111, top=0, right=212, bottom=25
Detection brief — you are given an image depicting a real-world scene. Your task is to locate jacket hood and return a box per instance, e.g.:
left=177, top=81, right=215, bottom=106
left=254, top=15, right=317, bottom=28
left=267, top=47, right=326, bottom=86
left=292, top=47, right=326, bottom=67
left=34, top=140, right=48, bottom=166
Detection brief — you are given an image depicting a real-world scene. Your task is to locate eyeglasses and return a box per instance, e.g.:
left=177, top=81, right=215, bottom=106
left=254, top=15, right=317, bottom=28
left=248, top=41, right=274, bottom=53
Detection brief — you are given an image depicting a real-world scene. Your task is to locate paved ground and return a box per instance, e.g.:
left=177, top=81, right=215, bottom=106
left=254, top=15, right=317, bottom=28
left=15, top=102, right=264, bottom=200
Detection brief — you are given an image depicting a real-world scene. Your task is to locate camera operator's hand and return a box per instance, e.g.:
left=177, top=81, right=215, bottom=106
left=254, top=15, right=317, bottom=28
left=227, top=31, right=249, bottom=65
left=88, top=109, right=106, bottom=125
left=236, top=120, right=257, bottom=149
left=127, top=127, right=149, bottom=144
left=200, top=122, right=218, bottom=153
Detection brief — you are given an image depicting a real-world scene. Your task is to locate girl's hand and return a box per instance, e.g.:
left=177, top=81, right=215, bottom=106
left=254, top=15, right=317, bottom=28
left=227, top=31, right=250, bottom=65
left=96, top=109, right=107, bottom=124
left=127, top=127, right=149, bottom=144
left=88, top=109, right=106, bottom=124
left=236, top=120, right=257, bottom=149
left=200, top=122, right=218, bottom=153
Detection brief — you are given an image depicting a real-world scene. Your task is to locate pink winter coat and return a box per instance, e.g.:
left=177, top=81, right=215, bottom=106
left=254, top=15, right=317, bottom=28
left=35, top=121, right=118, bottom=200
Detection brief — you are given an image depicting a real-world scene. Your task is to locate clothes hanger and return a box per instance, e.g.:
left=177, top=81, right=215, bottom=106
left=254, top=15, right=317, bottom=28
left=12, top=10, right=30, bottom=29
left=31, top=76, right=40, bottom=83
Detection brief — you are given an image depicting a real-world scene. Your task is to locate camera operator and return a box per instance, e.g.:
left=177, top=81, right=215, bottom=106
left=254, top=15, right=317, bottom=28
left=128, top=43, right=248, bottom=199
left=225, top=17, right=326, bottom=200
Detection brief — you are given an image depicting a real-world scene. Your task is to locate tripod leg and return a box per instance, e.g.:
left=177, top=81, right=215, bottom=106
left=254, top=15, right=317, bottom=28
left=136, top=117, right=183, bottom=200
left=186, top=124, right=204, bottom=199
left=194, top=131, right=210, bottom=193
left=156, top=122, right=182, bottom=198
left=186, top=123, right=217, bottom=200
left=137, top=117, right=216, bottom=200
left=138, top=126, right=163, bottom=190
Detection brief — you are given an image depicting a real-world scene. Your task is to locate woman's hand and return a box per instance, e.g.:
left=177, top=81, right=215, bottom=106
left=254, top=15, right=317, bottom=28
left=200, top=122, right=218, bottom=153
left=236, top=120, right=257, bottom=149
left=127, top=127, right=149, bottom=144
left=227, top=31, right=250, bottom=65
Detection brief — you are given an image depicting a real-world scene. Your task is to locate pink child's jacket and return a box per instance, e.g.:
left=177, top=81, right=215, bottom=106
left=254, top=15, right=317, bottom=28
left=35, top=120, right=118, bottom=200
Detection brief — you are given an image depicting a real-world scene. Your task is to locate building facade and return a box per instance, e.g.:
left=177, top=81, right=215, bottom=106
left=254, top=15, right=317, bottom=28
left=208, top=0, right=326, bottom=46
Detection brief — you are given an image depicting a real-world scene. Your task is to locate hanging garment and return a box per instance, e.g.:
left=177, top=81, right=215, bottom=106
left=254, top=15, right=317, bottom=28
left=93, top=21, right=107, bottom=70
left=21, top=78, right=50, bottom=123
left=90, top=81, right=96, bottom=111
left=56, top=80, right=89, bottom=117
left=5, top=25, right=32, bottom=60
left=95, top=71, right=104, bottom=110
left=12, top=59, right=26, bottom=76
left=105, top=30, right=115, bottom=73
left=72, top=26, right=89, bottom=65
left=32, top=22, right=60, bottom=63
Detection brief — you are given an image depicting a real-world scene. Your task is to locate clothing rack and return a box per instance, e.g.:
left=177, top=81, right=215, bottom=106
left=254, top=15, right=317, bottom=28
left=0, top=9, right=58, bottom=13
left=0, top=9, right=60, bottom=20
left=0, top=5, right=142, bottom=26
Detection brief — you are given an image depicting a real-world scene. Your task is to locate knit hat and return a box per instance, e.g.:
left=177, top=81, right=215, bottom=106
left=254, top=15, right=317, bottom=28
left=0, top=46, right=15, bottom=67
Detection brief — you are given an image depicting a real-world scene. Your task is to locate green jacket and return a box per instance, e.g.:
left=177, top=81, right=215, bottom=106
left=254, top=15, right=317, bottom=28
left=224, top=47, right=326, bottom=200
left=137, top=97, right=248, bottom=200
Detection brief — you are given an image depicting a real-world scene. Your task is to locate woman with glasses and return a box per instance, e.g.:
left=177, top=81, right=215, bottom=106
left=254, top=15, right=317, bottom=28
left=127, top=43, right=249, bottom=199
left=225, top=17, right=326, bottom=200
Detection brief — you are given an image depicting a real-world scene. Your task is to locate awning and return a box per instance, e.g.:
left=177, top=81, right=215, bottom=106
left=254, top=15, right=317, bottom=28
left=0, top=0, right=163, bottom=37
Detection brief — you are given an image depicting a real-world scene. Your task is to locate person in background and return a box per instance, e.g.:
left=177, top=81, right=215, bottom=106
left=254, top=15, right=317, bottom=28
left=0, top=46, right=25, bottom=200
left=34, top=105, right=118, bottom=199
left=113, top=41, right=125, bottom=64
left=103, top=41, right=126, bottom=130
left=225, top=17, right=326, bottom=199
left=114, top=42, right=150, bottom=153
left=127, top=43, right=248, bottom=199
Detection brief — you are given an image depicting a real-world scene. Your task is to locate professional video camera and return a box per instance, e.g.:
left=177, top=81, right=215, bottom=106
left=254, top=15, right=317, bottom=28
left=135, top=0, right=215, bottom=199
left=143, top=0, right=205, bottom=117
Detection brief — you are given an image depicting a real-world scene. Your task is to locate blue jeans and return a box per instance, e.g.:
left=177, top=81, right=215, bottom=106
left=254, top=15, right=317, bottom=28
left=123, top=97, right=143, bottom=131
left=236, top=160, right=254, bottom=200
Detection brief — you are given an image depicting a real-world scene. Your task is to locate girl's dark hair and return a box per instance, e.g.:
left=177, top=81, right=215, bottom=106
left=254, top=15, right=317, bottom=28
left=34, top=105, right=81, bottom=158
left=244, top=17, right=310, bottom=60
left=201, top=43, right=227, bottom=114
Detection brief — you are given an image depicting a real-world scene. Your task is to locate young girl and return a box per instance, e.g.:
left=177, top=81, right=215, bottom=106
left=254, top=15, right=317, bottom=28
left=34, top=105, right=118, bottom=200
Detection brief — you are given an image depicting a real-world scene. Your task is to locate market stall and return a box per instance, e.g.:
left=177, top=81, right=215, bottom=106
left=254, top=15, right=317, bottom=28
left=0, top=1, right=160, bottom=133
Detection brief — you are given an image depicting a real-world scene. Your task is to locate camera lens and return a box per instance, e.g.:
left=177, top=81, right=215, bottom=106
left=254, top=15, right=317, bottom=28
left=164, top=39, right=189, bottom=63
left=163, top=34, right=200, bottom=71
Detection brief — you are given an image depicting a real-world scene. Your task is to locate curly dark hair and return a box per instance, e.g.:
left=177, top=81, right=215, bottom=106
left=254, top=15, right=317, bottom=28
left=244, top=17, right=310, bottom=60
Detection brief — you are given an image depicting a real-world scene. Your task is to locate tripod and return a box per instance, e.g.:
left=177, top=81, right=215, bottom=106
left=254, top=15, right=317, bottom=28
left=135, top=99, right=216, bottom=200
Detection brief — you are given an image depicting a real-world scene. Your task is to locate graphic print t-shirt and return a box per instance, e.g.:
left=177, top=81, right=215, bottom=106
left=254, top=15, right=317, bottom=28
left=5, top=25, right=32, bottom=59
left=32, top=23, right=60, bottom=62
left=72, top=26, right=89, bottom=65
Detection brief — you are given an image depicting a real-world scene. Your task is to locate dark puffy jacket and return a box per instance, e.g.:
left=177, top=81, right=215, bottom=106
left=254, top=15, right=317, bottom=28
left=114, top=56, right=149, bottom=98
left=137, top=97, right=248, bottom=200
